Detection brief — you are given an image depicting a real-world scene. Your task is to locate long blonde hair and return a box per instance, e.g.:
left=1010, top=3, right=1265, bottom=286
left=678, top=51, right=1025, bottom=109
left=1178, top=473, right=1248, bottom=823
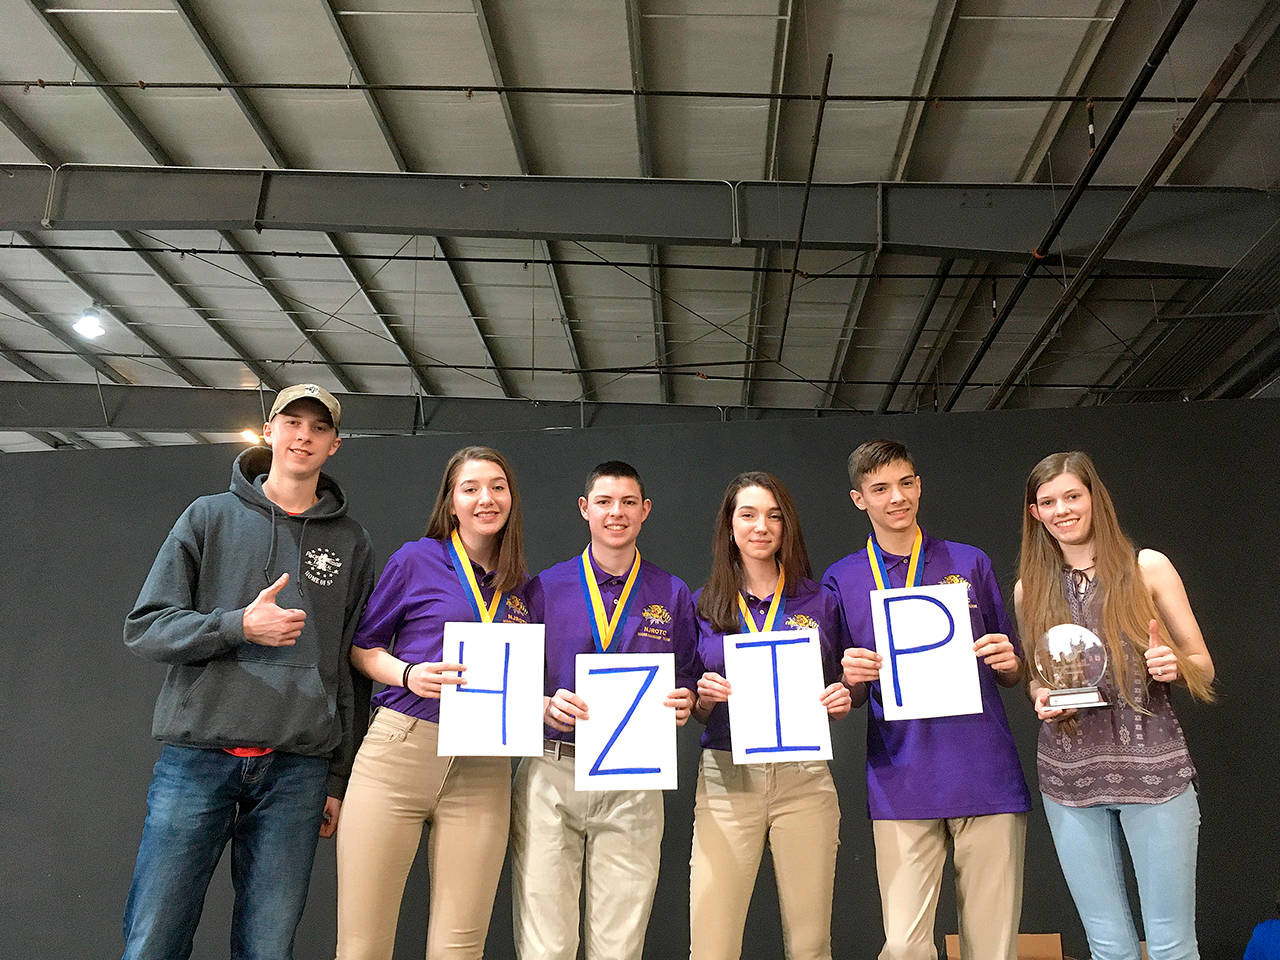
left=1018, top=451, right=1213, bottom=707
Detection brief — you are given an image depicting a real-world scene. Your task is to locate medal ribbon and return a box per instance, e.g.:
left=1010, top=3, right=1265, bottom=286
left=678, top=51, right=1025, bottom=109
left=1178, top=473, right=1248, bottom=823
left=866, top=526, right=924, bottom=590
left=737, top=566, right=786, bottom=633
left=579, top=545, right=643, bottom=653
left=448, top=529, right=506, bottom=623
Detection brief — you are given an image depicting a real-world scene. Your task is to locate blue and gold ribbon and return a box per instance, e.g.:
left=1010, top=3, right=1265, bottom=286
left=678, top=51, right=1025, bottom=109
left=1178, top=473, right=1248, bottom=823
left=866, top=527, right=924, bottom=590
left=737, top=566, right=786, bottom=633
left=448, top=529, right=507, bottom=623
left=579, top=545, right=643, bottom=653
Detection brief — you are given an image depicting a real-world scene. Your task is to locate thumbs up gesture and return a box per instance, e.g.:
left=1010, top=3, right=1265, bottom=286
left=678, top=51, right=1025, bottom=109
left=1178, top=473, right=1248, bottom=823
left=1144, top=618, right=1178, bottom=683
left=242, top=573, right=307, bottom=647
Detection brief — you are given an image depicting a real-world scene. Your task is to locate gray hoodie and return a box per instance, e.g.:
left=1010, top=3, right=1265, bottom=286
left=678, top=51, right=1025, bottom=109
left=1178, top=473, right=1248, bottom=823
left=125, top=447, right=375, bottom=797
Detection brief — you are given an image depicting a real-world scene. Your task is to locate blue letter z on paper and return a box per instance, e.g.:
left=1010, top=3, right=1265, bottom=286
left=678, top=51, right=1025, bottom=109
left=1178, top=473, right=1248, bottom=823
left=883, top=594, right=955, bottom=708
left=455, top=640, right=512, bottom=746
left=588, top=664, right=661, bottom=776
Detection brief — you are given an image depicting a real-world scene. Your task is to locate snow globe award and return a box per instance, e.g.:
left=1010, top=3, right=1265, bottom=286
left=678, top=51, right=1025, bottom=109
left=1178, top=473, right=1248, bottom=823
left=1033, top=623, right=1109, bottom=709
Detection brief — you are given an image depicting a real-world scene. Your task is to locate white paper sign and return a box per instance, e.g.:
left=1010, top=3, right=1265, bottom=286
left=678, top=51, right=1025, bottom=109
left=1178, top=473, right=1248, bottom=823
left=869, top=582, right=981, bottom=721
left=573, top=652, right=677, bottom=791
left=723, top=629, right=833, bottom=764
left=437, top=621, right=545, bottom=756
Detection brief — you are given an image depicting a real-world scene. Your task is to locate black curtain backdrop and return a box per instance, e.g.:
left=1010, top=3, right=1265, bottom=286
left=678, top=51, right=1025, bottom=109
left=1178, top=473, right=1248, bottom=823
left=3, top=399, right=1276, bottom=959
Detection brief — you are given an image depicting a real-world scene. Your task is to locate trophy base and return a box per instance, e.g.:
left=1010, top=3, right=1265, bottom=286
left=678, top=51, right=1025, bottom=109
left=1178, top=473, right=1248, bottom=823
left=1047, top=687, right=1108, bottom=709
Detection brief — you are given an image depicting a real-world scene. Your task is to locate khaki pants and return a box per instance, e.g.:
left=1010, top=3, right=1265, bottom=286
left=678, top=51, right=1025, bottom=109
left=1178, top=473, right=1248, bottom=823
left=872, top=813, right=1027, bottom=960
left=510, top=754, right=664, bottom=960
left=689, top=750, right=840, bottom=960
left=335, top=708, right=511, bottom=960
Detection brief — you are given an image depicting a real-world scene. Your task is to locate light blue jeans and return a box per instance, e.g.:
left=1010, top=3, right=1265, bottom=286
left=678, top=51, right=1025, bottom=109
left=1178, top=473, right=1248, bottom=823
left=121, top=745, right=329, bottom=960
left=1042, top=787, right=1200, bottom=960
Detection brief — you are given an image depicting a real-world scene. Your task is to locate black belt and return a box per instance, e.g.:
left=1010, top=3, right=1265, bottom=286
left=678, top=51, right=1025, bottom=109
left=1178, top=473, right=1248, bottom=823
left=542, top=739, right=575, bottom=759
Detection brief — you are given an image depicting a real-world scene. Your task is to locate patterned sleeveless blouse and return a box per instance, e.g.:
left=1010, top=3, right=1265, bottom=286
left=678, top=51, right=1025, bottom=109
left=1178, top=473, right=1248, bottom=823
left=1037, top=569, right=1196, bottom=806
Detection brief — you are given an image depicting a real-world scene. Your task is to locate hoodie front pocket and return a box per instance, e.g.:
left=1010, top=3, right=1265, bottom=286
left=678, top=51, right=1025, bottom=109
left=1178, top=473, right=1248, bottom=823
left=165, top=657, right=336, bottom=754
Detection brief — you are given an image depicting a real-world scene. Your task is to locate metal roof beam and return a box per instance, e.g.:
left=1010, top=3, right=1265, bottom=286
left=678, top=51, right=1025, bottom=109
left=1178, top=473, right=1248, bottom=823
left=16, top=232, right=272, bottom=390
left=318, top=0, right=409, bottom=172
left=211, top=232, right=361, bottom=392
left=889, top=0, right=958, bottom=180
left=427, top=236, right=517, bottom=399
left=741, top=0, right=794, bottom=410
left=0, top=274, right=127, bottom=385
left=624, top=0, right=672, bottom=404
left=475, top=0, right=589, bottom=398
left=171, top=0, right=287, bottom=167
left=109, top=232, right=285, bottom=390
left=0, top=331, right=97, bottom=449
left=7, top=166, right=1272, bottom=271
left=1158, top=2, right=1280, bottom=185
left=0, top=381, right=824, bottom=435
left=878, top=258, right=953, bottom=413
left=646, top=245, right=672, bottom=404
left=825, top=1, right=955, bottom=413
left=822, top=259, right=878, bottom=410
left=0, top=40, right=309, bottom=397
left=1016, top=0, right=1125, bottom=182
left=21, top=0, right=173, bottom=164
left=173, top=2, right=396, bottom=396
left=321, top=233, right=442, bottom=397
left=903, top=265, right=991, bottom=412
left=0, top=100, right=57, bottom=166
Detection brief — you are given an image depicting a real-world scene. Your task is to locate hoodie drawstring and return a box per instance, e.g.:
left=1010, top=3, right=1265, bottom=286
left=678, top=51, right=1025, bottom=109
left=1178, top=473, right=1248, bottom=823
left=263, top=503, right=280, bottom=585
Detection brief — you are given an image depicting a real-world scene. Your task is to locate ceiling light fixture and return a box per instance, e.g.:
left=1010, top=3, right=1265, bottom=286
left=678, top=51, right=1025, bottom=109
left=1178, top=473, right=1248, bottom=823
left=73, top=307, right=105, bottom=339
left=240, top=429, right=261, bottom=444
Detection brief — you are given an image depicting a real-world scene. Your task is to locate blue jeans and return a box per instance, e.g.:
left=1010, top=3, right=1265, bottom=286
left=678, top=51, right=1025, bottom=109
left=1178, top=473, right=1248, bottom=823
left=1042, top=787, right=1200, bottom=960
left=122, top=745, right=329, bottom=960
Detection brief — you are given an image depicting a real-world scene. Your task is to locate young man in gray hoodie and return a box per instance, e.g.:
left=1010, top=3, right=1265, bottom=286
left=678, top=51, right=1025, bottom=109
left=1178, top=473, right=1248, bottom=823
left=121, top=384, right=375, bottom=960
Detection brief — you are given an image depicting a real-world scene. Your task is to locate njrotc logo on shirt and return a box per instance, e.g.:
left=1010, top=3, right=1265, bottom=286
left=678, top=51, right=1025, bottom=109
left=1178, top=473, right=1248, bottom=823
left=940, top=574, right=978, bottom=609
left=785, top=613, right=819, bottom=631
left=638, top=603, right=672, bottom=642
left=505, top=595, right=531, bottom=624
left=304, top=547, right=342, bottom=587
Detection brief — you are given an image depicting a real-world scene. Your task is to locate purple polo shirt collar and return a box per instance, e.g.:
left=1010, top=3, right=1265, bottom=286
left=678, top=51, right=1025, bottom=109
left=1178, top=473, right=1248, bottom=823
left=584, top=545, right=637, bottom=607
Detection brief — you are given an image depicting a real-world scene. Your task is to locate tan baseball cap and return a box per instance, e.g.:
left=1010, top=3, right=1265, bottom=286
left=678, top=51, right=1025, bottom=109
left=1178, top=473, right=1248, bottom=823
left=268, top=383, right=342, bottom=430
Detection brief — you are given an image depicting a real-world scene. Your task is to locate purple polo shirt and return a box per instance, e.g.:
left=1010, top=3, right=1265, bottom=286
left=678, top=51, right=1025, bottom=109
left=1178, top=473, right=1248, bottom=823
left=822, top=531, right=1031, bottom=820
left=525, top=547, right=699, bottom=744
left=352, top=537, right=531, bottom=723
left=692, top=577, right=845, bottom=752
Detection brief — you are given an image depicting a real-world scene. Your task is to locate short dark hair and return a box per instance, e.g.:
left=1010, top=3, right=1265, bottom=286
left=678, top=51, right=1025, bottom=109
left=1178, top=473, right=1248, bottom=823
left=584, top=460, right=645, bottom=500
left=848, top=439, right=916, bottom=488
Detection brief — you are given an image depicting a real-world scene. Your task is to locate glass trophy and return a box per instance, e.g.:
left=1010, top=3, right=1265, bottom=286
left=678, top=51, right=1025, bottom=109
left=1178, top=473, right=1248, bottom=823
left=1034, top=623, right=1109, bottom=709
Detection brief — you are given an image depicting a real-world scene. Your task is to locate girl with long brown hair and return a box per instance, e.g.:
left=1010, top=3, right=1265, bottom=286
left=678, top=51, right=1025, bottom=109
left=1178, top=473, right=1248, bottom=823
left=689, top=471, right=851, bottom=960
left=1016, top=451, right=1214, bottom=960
left=335, top=446, right=529, bottom=960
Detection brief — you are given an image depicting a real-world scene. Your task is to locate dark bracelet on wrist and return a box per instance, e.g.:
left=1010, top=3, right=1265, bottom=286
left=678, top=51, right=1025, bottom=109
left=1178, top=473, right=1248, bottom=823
left=401, top=661, right=416, bottom=689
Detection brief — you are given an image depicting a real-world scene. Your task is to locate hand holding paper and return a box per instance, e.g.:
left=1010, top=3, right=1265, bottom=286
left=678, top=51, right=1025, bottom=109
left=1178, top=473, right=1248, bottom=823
left=405, top=661, right=466, bottom=698
left=544, top=688, right=588, bottom=732
left=842, top=647, right=882, bottom=685
left=972, top=632, right=1019, bottom=676
left=821, top=682, right=852, bottom=719
left=665, top=687, right=694, bottom=726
